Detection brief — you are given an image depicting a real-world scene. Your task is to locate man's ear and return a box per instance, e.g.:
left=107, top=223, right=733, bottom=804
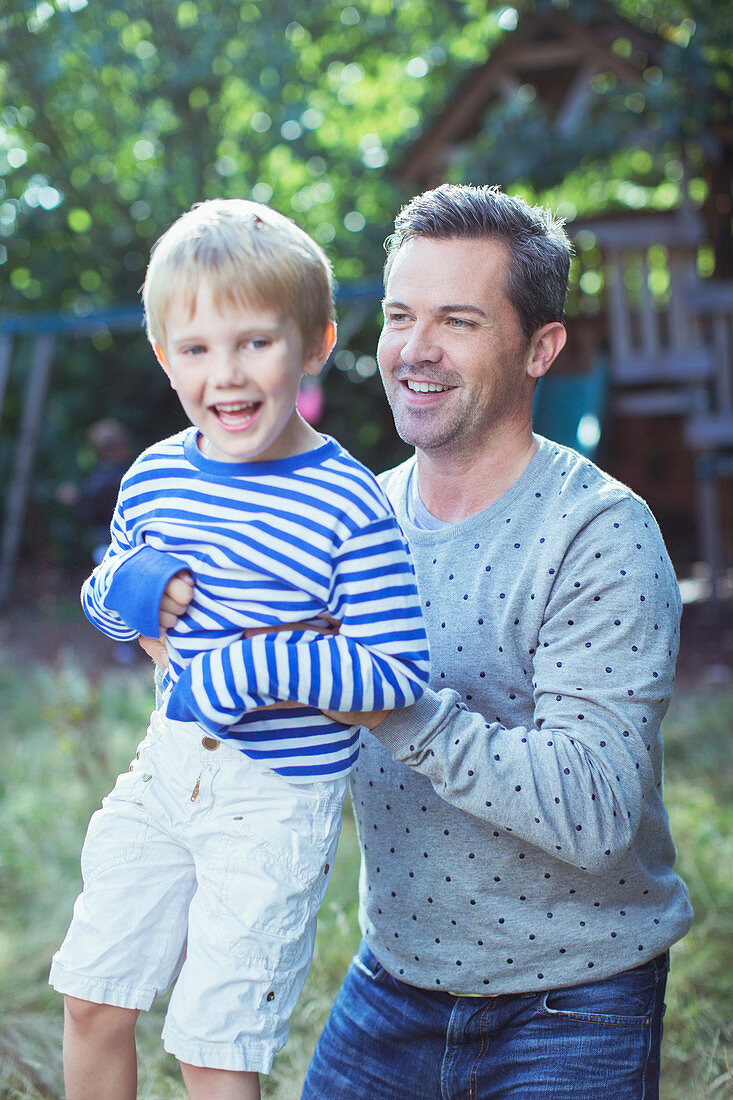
left=153, top=343, right=175, bottom=388
left=303, top=321, right=337, bottom=377
left=526, top=322, right=567, bottom=381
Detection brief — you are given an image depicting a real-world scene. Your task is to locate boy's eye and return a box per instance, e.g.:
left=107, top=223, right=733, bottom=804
left=184, top=344, right=207, bottom=355
left=249, top=337, right=271, bottom=349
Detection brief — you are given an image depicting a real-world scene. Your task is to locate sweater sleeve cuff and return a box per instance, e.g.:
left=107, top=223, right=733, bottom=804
left=166, top=658, right=229, bottom=733
left=107, top=545, right=189, bottom=638
left=372, top=689, right=450, bottom=758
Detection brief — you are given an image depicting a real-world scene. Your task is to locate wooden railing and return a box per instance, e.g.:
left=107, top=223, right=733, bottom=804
left=571, top=211, right=733, bottom=594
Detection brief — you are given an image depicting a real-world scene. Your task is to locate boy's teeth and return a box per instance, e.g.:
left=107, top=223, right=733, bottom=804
left=407, top=381, right=448, bottom=393
left=216, top=402, right=255, bottom=413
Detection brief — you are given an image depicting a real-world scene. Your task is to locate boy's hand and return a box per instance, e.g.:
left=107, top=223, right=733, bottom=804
left=160, top=570, right=194, bottom=631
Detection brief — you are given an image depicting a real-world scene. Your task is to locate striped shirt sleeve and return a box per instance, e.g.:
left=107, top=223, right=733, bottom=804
left=165, top=514, right=430, bottom=731
left=80, top=486, right=186, bottom=641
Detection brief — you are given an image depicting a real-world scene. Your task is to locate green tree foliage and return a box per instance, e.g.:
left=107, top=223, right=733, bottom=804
left=0, top=0, right=480, bottom=568
left=0, top=0, right=496, bottom=317
left=0, top=0, right=729, bottom=571
left=1, top=0, right=728, bottom=313
left=450, top=0, right=732, bottom=219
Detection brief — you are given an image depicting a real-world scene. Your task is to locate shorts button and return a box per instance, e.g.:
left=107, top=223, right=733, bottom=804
left=266, top=991, right=275, bottom=1002
left=202, top=737, right=220, bottom=750
left=324, top=863, right=330, bottom=875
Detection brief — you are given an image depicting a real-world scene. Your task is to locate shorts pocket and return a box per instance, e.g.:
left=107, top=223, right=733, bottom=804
left=214, top=818, right=335, bottom=947
left=107, top=763, right=151, bottom=805
left=79, top=789, right=150, bottom=883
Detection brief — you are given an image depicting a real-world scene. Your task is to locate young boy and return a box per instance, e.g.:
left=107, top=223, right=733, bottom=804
left=49, top=199, right=430, bottom=1100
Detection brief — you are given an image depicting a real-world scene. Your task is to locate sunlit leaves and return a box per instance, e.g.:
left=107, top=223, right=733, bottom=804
left=0, top=0, right=728, bottom=321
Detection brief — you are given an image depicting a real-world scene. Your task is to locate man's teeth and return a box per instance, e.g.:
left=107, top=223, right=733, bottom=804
left=407, top=381, right=448, bottom=393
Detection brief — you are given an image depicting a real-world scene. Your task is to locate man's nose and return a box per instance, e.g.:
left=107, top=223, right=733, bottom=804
left=399, top=323, right=442, bottom=366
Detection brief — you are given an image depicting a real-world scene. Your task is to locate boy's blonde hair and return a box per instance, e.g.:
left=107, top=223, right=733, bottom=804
left=143, top=198, right=335, bottom=353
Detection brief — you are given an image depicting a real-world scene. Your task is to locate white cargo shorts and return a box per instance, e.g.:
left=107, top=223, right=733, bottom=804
left=49, top=708, right=347, bottom=1072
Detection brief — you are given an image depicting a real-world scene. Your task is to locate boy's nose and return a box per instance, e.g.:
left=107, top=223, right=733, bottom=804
left=211, top=351, right=245, bottom=385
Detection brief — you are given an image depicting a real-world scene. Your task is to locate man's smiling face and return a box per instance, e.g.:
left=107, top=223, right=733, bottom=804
left=377, top=236, right=533, bottom=459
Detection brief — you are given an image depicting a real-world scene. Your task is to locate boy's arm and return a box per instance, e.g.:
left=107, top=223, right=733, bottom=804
left=165, top=515, right=430, bottom=732
left=81, top=495, right=191, bottom=640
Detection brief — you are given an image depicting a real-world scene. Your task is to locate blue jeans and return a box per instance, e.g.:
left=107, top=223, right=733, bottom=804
left=302, top=941, right=669, bottom=1099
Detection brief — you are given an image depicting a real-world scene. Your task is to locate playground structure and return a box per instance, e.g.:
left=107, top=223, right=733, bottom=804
left=0, top=285, right=380, bottom=604
left=394, top=0, right=733, bottom=595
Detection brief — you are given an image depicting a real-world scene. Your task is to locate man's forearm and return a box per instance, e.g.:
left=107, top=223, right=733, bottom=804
left=372, top=687, right=651, bottom=873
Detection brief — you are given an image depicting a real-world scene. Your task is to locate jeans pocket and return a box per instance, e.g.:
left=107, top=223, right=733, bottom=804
left=352, top=943, right=390, bottom=985
left=539, top=957, right=666, bottom=1026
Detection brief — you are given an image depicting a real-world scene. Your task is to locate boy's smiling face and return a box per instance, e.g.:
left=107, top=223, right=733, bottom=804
left=156, top=280, right=332, bottom=464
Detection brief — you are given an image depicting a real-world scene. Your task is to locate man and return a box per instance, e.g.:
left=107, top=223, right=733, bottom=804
left=301, top=184, right=692, bottom=1099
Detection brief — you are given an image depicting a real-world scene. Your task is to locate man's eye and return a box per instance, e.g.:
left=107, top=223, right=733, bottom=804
left=386, top=313, right=410, bottom=324
left=447, top=317, right=472, bottom=329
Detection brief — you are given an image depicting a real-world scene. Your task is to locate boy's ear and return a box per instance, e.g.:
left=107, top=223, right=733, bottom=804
left=302, top=321, right=337, bottom=377
left=153, top=343, right=175, bottom=388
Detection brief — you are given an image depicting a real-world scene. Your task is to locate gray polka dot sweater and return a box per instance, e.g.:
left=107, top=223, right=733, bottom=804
left=351, top=436, right=693, bottom=994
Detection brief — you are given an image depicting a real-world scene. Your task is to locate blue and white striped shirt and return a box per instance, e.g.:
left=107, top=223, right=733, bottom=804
left=81, top=429, right=430, bottom=781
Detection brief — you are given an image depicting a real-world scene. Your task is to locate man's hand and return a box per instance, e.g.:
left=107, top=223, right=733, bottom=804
left=254, top=702, right=388, bottom=729
left=138, top=635, right=169, bottom=669
left=160, top=570, right=194, bottom=631
left=243, top=613, right=341, bottom=639
left=322, top=707, right=390, bottom=730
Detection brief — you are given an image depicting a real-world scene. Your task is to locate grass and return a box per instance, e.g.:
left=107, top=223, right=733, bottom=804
left=0, top=653, right=730, bottom=1099
left=658, top=692, right=733, bottom=1099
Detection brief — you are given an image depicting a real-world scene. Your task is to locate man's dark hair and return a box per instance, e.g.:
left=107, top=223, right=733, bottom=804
left=384, top=183, right=571, bottom=341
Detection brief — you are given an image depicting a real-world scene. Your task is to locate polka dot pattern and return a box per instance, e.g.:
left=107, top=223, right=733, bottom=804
left=350, top=438, right=692, bottom=994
